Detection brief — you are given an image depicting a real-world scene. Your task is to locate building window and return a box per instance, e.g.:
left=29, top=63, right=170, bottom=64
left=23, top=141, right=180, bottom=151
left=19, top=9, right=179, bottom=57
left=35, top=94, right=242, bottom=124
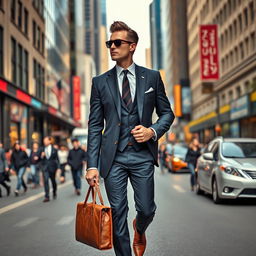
left=233, top=19, right=237, bottom=38
left=37, top=26, right=40, bottom=50
left=238, top=14, right=243, bottom=32
left=249, top=2, right=254, bottom=23
left=11, top=0, right=16, bottom=22
left=236, top=86, right=241, bottom=98
left=244, top=81, right=250, bottom=93
left=244, top=8, right=248, bottom=28
left=240, top=42, right=244, bottom=60
left=0, top=26, right=3, bottom=75
left=251, top=32, right=255, bottom=52
left=11, top=37, right=17, bottom=83
left=42, top=33, right=44, bottom=55
left=33, top=20, right=36, bottom=46
left=24, top=8, right=28, bottom=36
left=17, top=1, right=22, bottom=29
left=234, top=46, right=238, bottom=62
left=245, top=37, right=249, bottom=55
left=222, top=94, right=226, bottom=106
left=23, top=50, right=28, bottom=91
left=228, top=90, right=233, bottom=102
left=33, top=59, right=44, bottom=100
left=17, top=44, right=23, bottom=87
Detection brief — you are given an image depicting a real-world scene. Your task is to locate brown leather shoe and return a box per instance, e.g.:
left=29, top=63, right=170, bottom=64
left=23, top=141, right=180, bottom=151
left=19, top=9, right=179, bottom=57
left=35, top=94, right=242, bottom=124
left=133, top=219, right=146, bottom=256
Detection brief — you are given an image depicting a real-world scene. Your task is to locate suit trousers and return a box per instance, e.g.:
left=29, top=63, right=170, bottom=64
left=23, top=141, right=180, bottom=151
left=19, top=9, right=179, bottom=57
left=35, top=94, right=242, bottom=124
left=42, top=170, right=57, bottom=199
left=104, top=146, right=156, bottom=256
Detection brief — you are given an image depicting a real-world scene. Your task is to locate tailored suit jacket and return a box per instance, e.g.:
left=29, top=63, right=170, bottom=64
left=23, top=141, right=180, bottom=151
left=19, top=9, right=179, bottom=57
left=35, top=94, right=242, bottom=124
left=87, top=64, right=175, bottom=178
left=40, top=145, right=60, bottom=173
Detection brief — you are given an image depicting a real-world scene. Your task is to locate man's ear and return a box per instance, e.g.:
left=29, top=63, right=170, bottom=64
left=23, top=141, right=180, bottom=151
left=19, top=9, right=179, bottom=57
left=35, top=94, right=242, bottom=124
left=129, top=43, right=137, bottom=53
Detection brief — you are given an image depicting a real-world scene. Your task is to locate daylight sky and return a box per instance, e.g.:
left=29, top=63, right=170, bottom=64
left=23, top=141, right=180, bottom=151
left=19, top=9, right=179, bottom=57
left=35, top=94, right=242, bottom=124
left=106, top=0, right=153, bottom=67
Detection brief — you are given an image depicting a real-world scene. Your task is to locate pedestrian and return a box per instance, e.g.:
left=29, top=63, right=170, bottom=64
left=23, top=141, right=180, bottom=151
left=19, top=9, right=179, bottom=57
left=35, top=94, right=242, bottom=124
left=68, top=139, right=87, bottom=196
left=158, top=143, right=168, bottom=174
left=58, top=145, right=68, bottom=183
left=29, top=142, right=41, bottom=188
left=85, top=21, right=174, bottom=256
left=40, top=136, right=60, bottom=203
left=185, top=137, right=201, bottom=191
left=0, top=142, right=11, bottom=197
left=10, top=142, right=28, bottom=196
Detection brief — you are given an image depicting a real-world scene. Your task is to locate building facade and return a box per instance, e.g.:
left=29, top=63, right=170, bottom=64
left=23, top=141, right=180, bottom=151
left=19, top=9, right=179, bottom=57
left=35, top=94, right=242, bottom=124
left=160, top=0, right=191, bottom=141
left=149, top=0, right=163, bottom=71
left=0, top=0, right=78, bottom=148
left=187, top=0, right=256, bottom=141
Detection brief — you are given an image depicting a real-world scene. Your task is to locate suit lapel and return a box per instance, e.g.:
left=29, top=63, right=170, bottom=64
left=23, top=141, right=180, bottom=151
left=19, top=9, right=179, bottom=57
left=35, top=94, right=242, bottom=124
left=106, top=67, right=121, bottom=120
left=135, top=65, right=146, bottom=122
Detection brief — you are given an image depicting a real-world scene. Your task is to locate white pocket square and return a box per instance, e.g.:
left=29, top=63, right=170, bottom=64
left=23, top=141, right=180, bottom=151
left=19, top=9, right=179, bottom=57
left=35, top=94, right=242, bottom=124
left=145, top=87, right=154, bottom=94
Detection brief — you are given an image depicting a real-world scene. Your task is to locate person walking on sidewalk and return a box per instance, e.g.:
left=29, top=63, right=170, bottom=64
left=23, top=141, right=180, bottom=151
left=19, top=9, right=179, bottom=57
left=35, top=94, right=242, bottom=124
left=58, top=145, right=68, bottom=184
left=85, top=21, right=175, bottom=256
left=68, top=139, right=87, bottom=196
left=0, top=143, right=11, bottom=197
left=10, top=142, right=28, bottom=196
left=185, top=137, right=201, bottom=191
left=29, top=142, right=41, bottom=188
left=40, top=136, right=60, bottom=203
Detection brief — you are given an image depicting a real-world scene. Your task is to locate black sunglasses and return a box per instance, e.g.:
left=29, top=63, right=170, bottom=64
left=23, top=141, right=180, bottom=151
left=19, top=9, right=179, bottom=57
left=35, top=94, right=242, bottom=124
left=105, top=39, right=134, bottom=48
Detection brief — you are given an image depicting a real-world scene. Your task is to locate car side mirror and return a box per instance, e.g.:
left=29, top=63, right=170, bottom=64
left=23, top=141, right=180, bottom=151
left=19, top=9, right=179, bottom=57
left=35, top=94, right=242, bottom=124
left=203, top=152, right=214, bottom=161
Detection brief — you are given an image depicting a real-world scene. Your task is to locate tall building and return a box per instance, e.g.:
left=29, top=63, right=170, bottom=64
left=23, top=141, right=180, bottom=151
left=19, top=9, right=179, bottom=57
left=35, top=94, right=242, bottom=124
left=0, top=0, right=75, bottom=147
left=44, top=0, right=78, bottom=144
left=149, top=0, right=163, bottom=71
left=187, top=0, right=256, bottom=141
left=84, top=0, right=102, bottom=75
left=161, top=0, right=191, bottom=141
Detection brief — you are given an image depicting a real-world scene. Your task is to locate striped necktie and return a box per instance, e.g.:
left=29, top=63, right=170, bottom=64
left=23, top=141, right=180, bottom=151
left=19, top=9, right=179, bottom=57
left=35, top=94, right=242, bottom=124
left=122, top=70, right=132, bottom=110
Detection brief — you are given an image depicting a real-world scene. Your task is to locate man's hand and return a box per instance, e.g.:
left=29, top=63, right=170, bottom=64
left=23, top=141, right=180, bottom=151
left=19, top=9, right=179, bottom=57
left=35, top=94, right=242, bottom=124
left=131, top=125, right=154, bottom=143
left=85, top=169, right=99, bottom=187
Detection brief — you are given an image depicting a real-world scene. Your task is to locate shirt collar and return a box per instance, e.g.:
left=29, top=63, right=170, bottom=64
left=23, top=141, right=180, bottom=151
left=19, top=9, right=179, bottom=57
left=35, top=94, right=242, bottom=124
left=116, top=62, right=136, bottom=77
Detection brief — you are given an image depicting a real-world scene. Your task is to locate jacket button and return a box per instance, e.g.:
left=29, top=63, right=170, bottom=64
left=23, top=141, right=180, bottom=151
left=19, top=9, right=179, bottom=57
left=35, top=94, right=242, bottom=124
left=118, top=123, right=121, bottom=126
left=114, top=141, right=118, bottom=145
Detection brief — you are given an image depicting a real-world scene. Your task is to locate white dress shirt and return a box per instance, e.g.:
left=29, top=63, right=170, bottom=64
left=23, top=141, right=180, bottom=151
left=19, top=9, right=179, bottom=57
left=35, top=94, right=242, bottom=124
left=116, top=62, right=136, bottom=101
left=45, top=145, right=52, bottom=159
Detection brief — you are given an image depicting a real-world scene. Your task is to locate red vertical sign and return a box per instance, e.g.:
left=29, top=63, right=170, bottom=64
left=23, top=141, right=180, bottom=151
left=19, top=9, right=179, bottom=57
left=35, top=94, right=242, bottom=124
left=73, top=76, right=81, bottom=121
left=199, top=25, right=219, bottom=80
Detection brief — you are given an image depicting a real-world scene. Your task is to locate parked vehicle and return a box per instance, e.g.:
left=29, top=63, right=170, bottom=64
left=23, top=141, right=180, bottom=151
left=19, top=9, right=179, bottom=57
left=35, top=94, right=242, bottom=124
left=166, top=143, right=188, bottom=173
left=196, top=137, right=256, bottom=203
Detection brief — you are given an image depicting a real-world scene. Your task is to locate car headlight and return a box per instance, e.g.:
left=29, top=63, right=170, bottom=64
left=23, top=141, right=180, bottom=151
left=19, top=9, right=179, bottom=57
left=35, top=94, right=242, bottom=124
left=220, top=166, right=243, bottom=177
left=173, top=157, right=180, bottom=162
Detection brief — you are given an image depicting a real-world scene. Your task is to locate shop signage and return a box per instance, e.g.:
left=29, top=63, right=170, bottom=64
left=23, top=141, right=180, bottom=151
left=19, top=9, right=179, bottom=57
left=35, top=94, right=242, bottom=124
left=0, top=79, right=7, bottom=92
left=199, top=25, right=219, bottom=80
left=230, top=95, right=249, bottom=120
left=73, top=76, right=81, bottom=121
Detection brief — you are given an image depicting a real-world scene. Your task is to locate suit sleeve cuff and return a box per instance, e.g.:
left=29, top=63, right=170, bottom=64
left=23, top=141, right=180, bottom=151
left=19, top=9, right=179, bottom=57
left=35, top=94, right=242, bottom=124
left=150, top=127, right=157, bottom=141
left=86, top=167, right=98, bottom=171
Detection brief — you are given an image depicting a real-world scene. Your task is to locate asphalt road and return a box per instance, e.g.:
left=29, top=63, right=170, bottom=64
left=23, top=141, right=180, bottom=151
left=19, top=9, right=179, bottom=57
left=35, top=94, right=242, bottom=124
left=0, top=169, right=256, bottom=256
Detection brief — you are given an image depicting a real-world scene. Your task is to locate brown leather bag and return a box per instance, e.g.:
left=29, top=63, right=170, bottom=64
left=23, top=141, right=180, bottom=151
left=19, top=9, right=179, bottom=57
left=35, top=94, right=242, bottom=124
left=75, top=185, right=113, bottom=250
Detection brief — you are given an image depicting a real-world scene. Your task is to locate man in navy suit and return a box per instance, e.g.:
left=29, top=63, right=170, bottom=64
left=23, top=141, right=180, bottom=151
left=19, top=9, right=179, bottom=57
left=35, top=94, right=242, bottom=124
left=41, top=136, right=60, bottom=202
left=85, top=21, right=174, bottom=256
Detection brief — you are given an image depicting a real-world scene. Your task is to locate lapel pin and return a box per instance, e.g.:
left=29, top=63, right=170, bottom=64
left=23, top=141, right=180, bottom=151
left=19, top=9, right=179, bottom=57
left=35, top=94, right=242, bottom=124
left=141, top=76, right=145, bottom=79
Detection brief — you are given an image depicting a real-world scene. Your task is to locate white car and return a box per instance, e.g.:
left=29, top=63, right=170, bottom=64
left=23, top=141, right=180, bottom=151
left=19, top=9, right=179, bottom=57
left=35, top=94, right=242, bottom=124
left=196, top=137, right=256, bottom=204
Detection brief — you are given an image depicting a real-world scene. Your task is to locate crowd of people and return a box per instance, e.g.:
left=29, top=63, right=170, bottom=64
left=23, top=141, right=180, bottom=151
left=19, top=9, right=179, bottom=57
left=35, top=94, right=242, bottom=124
left=0, top=136, right=87, bottom=202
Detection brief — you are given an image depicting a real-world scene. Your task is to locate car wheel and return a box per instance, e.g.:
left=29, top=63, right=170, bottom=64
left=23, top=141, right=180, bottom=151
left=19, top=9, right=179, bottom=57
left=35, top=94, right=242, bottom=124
left=212, top=178, right=222, bottom=204
left=196, top=178, right=203, bottom=195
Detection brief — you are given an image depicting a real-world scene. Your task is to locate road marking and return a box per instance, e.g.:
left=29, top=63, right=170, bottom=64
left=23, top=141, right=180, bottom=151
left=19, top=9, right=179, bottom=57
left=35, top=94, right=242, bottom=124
left=56, top=216, right=74, bottom=226
left=173, top=185, right=186, bottom=193
left=0, top=180, right=72, bottom=215
left=14, top=217, right=39, bottom=227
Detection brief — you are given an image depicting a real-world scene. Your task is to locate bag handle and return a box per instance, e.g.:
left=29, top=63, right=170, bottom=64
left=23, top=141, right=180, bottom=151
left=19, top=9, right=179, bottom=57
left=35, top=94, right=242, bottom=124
left=83, top=185, right=104, bottom=207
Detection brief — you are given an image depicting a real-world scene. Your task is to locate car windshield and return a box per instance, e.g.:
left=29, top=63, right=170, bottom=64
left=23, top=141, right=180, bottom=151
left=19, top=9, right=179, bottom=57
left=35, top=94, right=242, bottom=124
left=173, top=145, right=188, bottom=158
left=222, top=142, right=256, bottom=158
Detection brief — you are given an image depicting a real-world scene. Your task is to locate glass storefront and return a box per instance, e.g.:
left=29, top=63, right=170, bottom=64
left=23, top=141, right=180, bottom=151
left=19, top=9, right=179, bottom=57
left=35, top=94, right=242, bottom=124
left=8, top=100, right=28, bottom=147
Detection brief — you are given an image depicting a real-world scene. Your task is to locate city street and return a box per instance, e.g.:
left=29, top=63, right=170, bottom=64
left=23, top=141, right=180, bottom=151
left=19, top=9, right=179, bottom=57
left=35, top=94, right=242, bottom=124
left=0, top=169, right=256, bottom=256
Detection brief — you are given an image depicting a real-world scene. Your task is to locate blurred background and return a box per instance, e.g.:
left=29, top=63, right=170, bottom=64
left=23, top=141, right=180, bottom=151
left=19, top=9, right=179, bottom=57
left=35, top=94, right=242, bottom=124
left=0, top=0, right=255, bottom=147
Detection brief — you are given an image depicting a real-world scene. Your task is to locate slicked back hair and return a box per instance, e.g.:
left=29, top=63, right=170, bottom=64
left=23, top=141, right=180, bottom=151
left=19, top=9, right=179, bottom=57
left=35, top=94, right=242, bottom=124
left=110, top=21, right=139, bottom=44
